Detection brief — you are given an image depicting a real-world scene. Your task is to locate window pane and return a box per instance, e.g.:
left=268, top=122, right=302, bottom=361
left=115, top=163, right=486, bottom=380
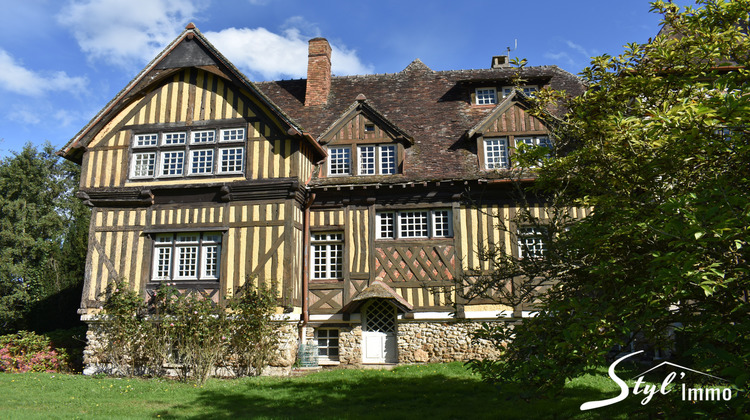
left=177, top=246, right=198, bottom=278
left=219, top=148, right=244, bottom=173
left=163, top=132, right=186, bottom=145
left=484, top=138, right=509, bottom=169
left=135, top=133, right=158, bottom=147
left=399, top=211, right=429, bottom=238
left=190, top=149, right=214, bottom=174
left=358, top=146, right=375, bottom=175
left=154, top=247, right=172, bottom=279
left=376, top=212, right=395, bottom=239
left=192, top=130, right=215, bottom=144
left=311, top=233, right=344, bottom=279
left=476, top=88, right=497, bottom=105
left=432, top=210, right=452, bottom=237
left=380, top=145, right=396, bottom=174
left=329, top=147, right=351, bottom=175
left=221, top=128, right=245, bottom=142
left=518, top=227, right=547, bottom=258
left=161, top=151, right=184, bottom=176
left=133, top=152, right=156, bottom=178
left=202, top=244, right=220, bottom=279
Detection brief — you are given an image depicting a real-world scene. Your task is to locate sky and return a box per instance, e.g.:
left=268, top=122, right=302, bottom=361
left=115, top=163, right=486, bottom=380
left=0, top=0, right=687, bottom=158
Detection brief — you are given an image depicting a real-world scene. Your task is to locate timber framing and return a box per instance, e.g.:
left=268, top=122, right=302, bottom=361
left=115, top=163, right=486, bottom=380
left=77, top=178, right=305, bottom=207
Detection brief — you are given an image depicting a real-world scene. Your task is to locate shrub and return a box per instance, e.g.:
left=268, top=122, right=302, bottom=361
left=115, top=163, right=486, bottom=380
left=0, top=330, right=68, bottom=373
left=98, top=277, right=280, bottom=384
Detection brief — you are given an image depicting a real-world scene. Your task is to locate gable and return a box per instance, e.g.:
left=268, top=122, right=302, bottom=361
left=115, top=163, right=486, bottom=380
left=60, top=24, right=325, bottom=165
left=469, top=93, right=550, bottom=137
left=478, top=103, right=548, bottom=135
left=319, top=99, right=413, bottom=146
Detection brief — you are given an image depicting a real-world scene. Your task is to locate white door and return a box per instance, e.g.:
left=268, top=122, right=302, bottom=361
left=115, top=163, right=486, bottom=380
left=362, top=299, right=397, bottom=364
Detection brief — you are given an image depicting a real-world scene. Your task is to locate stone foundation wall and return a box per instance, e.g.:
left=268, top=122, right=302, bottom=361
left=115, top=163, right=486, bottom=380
left=305, top=319, right=506, bottom=366
left=397, top=321, right=504, bottom=363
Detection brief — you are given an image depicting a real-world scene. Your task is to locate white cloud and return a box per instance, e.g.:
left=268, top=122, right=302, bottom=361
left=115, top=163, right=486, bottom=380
left=206, top=24, right=373, bottom=81
left=0, top=49, right=88, bottom=97
left=57, top=0, right=204, bottom=68
left=8, top=108, right=42, bottom=125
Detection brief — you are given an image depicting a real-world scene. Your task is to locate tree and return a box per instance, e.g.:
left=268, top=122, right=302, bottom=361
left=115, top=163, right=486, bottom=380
left=465, top=0, right=749, bottom=414
left=0, top=143, right=90, bottom=333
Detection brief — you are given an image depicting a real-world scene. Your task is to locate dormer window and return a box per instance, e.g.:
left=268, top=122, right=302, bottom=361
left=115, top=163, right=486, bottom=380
left=502, top=85, right=538, bottom=98
left=483, top=137, right=510, bottom=169
left=328, top=147, right=352, bottom=176
left=358, top=145, right=397, bottom=175
left=327, top=144, right=400, bottom=176
left=475, top=87, right=497, bottom=105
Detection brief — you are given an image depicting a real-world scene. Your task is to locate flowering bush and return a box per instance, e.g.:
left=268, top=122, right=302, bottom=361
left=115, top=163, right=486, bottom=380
left=100, top=277, right=278, bottom=384
left=0, top=330, right=68, bottom=373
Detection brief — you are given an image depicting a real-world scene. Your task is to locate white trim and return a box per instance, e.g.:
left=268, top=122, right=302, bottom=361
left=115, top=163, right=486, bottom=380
left=463, top=310, right=514, bottom=319
left=410, top=311, right=455, bottom=320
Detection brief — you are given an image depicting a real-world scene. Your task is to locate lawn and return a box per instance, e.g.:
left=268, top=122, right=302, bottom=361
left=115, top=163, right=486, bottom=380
left=0, top=363, right=690, bottom=419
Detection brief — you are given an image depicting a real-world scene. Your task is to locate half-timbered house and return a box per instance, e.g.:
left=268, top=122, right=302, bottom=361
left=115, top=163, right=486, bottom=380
left=59, top=24, right=584, bottom=371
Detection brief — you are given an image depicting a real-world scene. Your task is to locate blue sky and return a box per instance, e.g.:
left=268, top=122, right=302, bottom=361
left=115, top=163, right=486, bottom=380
left=0, top=0, right=684, bottom=158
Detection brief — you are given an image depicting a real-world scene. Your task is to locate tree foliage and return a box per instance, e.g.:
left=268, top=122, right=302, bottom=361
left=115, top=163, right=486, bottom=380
left=0, top=143, right=90, bottom=333
left=466, top=0, right=749, bottom=414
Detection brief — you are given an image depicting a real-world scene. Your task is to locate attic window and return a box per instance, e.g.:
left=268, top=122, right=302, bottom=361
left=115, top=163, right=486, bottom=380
left=364, top=123, right=375, bottom=132
left=475, top=88, right=497, bottom=105
left=502, top=85, right=538, bottom=98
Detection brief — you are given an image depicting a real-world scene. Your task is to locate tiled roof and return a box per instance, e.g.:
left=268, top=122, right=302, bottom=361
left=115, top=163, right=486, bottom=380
left=257, top=62, right=584, bottom=183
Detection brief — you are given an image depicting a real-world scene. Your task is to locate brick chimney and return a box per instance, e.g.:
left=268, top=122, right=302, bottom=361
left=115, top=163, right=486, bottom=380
left=305, top=38, right=332, bottom=106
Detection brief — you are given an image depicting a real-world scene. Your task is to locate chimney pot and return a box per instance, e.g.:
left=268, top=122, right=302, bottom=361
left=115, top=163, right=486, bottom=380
left=491, top=55, right=510, bottom=69
left=305, top=38, right=332, bottom=106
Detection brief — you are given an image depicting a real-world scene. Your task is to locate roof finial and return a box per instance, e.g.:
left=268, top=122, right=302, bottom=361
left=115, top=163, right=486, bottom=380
left=185, top=22, right=196, bottom=30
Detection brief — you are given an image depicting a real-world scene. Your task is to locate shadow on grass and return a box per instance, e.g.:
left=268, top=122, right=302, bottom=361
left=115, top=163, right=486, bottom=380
left=153, top=368, right=631, bottom=420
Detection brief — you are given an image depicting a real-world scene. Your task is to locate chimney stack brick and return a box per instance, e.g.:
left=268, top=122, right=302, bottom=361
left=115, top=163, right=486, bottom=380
left=305, top=38, right=332, bottom=106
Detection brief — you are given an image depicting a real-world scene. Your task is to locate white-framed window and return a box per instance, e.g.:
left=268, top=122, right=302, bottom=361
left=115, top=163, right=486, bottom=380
left=399, top=211, right=429, bottom=238
left=311, top=232, right=344, bottom=280
left=129, top=127, right=246, bottom=180
left=354, top=144, right=398, bottom=175
left=475, top=87, right=497, bottom=105
left=162, top=132, right=187, bottom=146
left=328, top=147, right=351, bottom=176
left=432, top=210, right=452, bottom=237
left=517, top=227, right=547, bottom=259
left=515, top=135, right=553, bottom=164
left=220, top=128, right=245, bottom=142
left=134, top=133, right=158, bottom=147
left=152, top=232, right=222, bottom=281
left=484, top=137, right=509, bottom=169
left=161, top=151, right=185, bottom=176
left=131, top=152, right=156, bottom=178
left=358, top=146, right=376, bottom=175
left=516, top=136, right=552, bottom=149
left=189, top=149, right=214, bottom=175
left=219, top=147, right=244, bottom=173
left=376, top=209, right=453, bottom=239
left=315, top=329, right=340, bottom=361
left=502, top=85, right=538, bottom=98
left=379, top=145, right=397, bottom=174
left=191, top=130, right=215, bottom=144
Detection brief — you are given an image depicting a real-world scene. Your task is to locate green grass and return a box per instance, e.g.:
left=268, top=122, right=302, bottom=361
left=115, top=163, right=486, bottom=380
left=0, top=363, right=686, bottom=419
